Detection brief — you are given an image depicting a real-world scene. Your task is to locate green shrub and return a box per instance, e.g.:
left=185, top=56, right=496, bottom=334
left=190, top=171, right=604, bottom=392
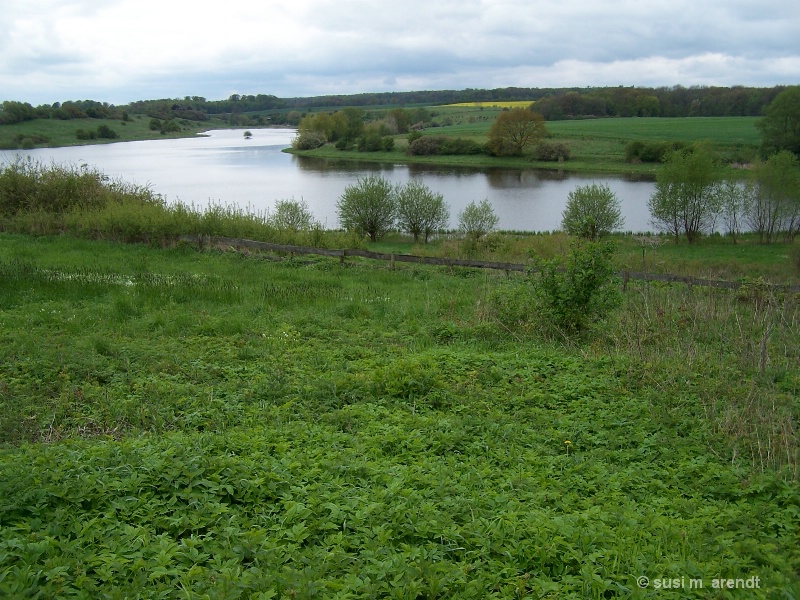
left=408, top=135, right=446, bottom=156
left=75, top=128, right=97, bottom=140
left=292, top=130, right=327, bottom=150
left=530, top=240, right=621, bottom=332
left=625, top=140, right=686, bottom=162
left=96, top=124, right=118, bottom=139
left=439, top=137, right=485, bottom=155
left=0, top=158, right=38, bottom=214
left=458, top=199, right=499, bottom=239
left=406, top=131, right=423, bottom=145
left=533, top=141, right=571, bottom=161
left=409, top=135, right=485, bottom=156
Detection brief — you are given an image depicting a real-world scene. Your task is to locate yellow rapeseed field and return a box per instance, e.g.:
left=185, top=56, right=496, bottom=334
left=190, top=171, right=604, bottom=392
left=444, top=100, right=535, bottom=108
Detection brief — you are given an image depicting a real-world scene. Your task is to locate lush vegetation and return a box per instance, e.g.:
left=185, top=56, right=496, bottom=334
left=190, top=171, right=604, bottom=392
left=0, top=156, right=799, bottom=596
left=561, top=184, right=624, bottom=241
left=288, top=113, right=770, bottom=175
left=2, top=84, right=793, bottom=158
left=1, top=224, right=798, bottom=597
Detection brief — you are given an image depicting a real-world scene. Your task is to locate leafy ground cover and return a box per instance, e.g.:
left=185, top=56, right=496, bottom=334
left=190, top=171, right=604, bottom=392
left=0, top=233, right=798, bottom=597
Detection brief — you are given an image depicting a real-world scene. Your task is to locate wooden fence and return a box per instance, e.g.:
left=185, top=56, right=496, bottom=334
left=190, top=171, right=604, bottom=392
left=179, top=235, right=800, bottom=293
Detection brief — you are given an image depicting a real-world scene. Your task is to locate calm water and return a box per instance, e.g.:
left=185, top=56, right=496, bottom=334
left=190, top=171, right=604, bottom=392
left=4, top=128, right=657, bottom=232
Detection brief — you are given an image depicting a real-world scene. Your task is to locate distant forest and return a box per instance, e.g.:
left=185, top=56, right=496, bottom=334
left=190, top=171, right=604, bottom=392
left=0, top=85, right=789, bottom=126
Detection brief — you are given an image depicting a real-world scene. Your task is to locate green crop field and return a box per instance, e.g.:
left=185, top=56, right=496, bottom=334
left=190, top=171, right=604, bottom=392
left=1, top=232, right=798, bottom=597
left=545, top=117, right=761, bottom=145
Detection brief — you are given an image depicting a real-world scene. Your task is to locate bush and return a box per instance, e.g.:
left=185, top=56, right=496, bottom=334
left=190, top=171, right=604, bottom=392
left=440, top=137, right=486, bottom=155
left=96, top=125, right=118, bottom=139
left=408, top=135, right=446, bottom=156
left=531, top=241, right=621, bottom=332
left=533, top=142, right=571, bottom=161
left=270, top=199, right=315, bottom=231
left=458, top=199, right=499, bottom=239
left=356, top=131, right=394, bottom=152
left=561, top=183, right=624, bottom=240
left=408, top=135, right=485, bottom=156
left=625, top=140, right=685, bottom=163
left=292, top=130, right=327, bottom=150
left=0, top=158, right=38, bottom=215
left=336, top=175, right=396, bottom=242
left=0, top=159, right=107, bottom=216
left=76, top=129, right=97, bottom=141
left=396, top=181, right=449, bottom=243
left=160, top=120, right=181, bottom=134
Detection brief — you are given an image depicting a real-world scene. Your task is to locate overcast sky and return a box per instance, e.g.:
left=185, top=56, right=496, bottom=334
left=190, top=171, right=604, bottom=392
left=3, top=0, right=799, bottom=106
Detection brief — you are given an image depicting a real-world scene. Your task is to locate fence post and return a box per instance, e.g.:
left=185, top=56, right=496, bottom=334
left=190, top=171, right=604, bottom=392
left=622, top=271, right=629, bottom=291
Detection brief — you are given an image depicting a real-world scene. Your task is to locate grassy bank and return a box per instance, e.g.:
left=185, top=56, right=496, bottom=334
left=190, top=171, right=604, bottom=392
left=289, top=114, right=763, bottom=176
left=0, top=114, right=240, bottom=149
left=0, top=231, right=798, bottom=597
left=2, top=106, right=764, bottom=178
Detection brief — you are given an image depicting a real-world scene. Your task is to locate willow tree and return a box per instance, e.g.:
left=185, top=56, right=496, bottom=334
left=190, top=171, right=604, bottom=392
left=647, top=145, right=721, bottom=243
left=561, top=183, right=624, bottom=240
left=395, top=180, right=450, bottom=243
left=336, top=175, right=396, bottom=242
left=747, top=151, right=800, bottom=243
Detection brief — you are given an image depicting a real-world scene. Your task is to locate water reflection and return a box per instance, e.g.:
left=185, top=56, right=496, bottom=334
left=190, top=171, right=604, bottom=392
left=7, top=128, right=658, bottom=233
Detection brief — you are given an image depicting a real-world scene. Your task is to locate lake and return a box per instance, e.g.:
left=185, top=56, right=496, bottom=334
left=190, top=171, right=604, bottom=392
left=3, top=128, right=657, bottom=233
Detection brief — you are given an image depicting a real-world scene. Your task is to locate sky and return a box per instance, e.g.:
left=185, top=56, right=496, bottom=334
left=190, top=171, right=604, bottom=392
left=2, top=0, right=799, bottom=106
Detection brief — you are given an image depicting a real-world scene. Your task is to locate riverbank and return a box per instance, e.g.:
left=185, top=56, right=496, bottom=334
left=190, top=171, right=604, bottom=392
left=286, top=115, right=763, bottom=177
left=2, top=112, right=763, bottom=177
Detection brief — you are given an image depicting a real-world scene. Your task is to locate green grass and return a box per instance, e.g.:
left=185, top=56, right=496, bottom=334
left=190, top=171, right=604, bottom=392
left=0, top=233, right=798, bottom=597
left=290, top=114, right=765, bottom=176
left=371, top=231, right=799, bottom=285
left=0, top=115, right=232, bottom=149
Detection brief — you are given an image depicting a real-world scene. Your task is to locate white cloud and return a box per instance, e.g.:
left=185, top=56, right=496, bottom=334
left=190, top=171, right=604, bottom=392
left=1, top=0, right=798, bottom=105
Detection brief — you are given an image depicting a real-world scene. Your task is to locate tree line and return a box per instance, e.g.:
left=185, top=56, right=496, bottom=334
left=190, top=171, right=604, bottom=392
left=1, top=85, right=792, bottom=126
left=532, top=86, right=786, bottom=120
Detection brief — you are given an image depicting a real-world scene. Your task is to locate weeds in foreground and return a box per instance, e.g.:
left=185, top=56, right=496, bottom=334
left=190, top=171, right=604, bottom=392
left=1, top=158, right=799, bottom=596
left=606, top=280, right=799, bottom=477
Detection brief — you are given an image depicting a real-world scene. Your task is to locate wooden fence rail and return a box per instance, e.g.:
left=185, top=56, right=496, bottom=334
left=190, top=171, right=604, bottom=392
left=179, top=235, right=800, bottom=293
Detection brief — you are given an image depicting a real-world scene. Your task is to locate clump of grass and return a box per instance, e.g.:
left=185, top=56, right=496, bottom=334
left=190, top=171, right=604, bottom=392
left=603, top=280, right=799, bottom=476
left=0, top=160, right=358, bottom=248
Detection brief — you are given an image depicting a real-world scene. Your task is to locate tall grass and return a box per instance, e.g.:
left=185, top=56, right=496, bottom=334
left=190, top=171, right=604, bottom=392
left=0, top=158, right=357, bottom=248
left=604, top=280, right=799, bottom=477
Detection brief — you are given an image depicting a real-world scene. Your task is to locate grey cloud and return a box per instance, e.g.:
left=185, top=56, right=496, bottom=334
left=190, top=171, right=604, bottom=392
left=1, top=0, right=798, bottom=105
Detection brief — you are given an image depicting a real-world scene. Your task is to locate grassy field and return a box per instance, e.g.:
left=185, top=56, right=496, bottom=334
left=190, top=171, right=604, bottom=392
left=0, top=115, right=232, bottom=149
left=0, top=232, right=798, bottom=597
left=368, top=231, right=799, bottom=285
left=291, top=114, right=764, bottom=176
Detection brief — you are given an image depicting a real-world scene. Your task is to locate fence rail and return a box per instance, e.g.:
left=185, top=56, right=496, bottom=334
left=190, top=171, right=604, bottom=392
left=179, top=235, right=800, bottom=293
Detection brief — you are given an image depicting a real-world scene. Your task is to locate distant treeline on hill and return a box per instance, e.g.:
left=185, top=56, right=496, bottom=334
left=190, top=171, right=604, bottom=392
left=0, top=85, right=790, bottom=125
